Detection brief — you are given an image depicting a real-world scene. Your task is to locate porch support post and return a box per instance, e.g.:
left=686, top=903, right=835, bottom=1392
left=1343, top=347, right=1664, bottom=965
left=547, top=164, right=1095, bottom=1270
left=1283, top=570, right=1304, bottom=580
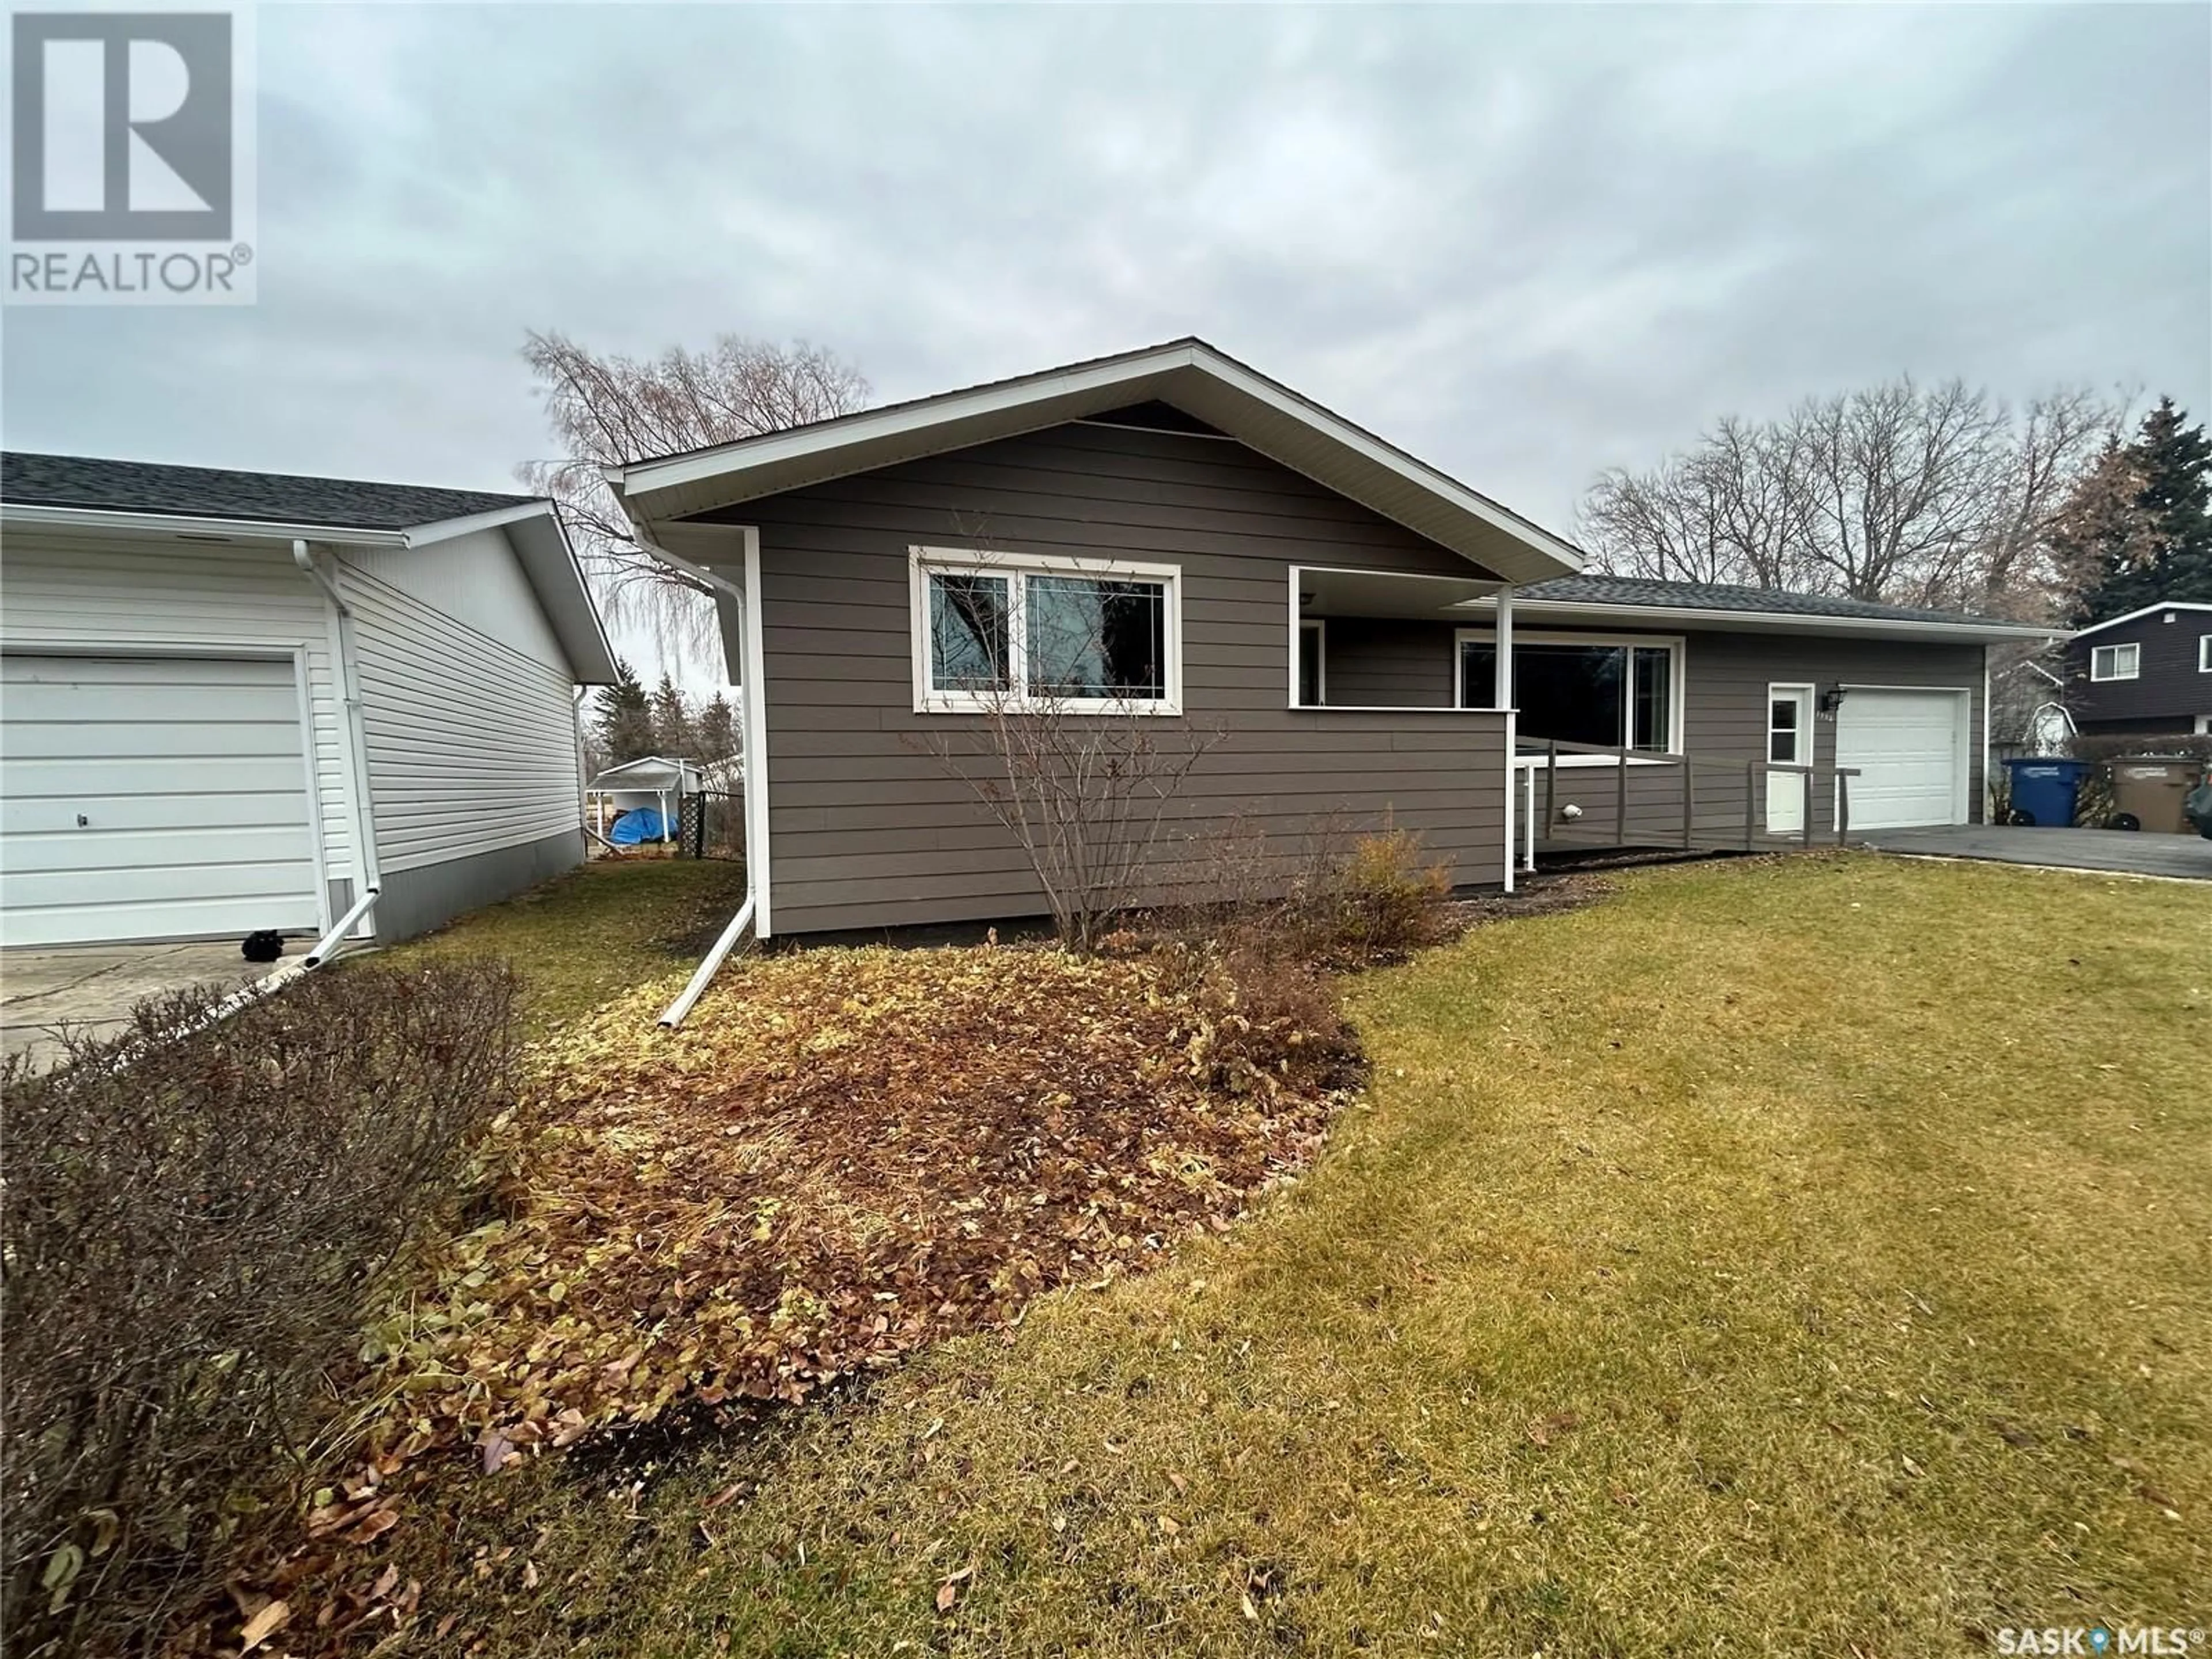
left=1497, top=584, right=1517, bottom=893
left=1493, top=585, right=1514, bottom=711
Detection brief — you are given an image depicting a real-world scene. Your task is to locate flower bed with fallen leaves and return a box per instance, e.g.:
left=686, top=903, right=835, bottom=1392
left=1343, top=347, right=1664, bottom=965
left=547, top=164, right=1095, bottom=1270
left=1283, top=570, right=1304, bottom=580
left=213, top=939, right=1357, bottom=1652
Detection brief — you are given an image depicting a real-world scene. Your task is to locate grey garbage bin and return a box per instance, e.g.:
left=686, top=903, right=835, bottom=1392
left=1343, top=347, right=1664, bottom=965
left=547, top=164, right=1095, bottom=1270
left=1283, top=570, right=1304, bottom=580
left=2107, top=756, right=2203, bottom=835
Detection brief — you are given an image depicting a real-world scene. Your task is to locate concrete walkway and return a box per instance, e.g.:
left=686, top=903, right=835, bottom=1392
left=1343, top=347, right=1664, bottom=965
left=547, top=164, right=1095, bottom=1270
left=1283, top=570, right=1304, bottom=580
left=1, top=941, right=261, bottom=1069
left=1861, top=824, right=2212, bottom=881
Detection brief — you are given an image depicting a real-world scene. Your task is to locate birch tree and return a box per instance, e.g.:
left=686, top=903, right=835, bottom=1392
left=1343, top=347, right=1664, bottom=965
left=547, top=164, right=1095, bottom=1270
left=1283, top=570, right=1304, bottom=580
left=518, top=331, right=869, bottom=660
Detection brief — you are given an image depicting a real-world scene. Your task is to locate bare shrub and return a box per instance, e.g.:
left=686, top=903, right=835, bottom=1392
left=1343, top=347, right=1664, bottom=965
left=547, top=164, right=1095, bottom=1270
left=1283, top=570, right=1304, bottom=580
left=1175, top=821, right=1454, bottom=971
left=1280, top=826, right=1456, bottom=968
left=905, top=538, right=1228, bottom=954
left=1175, top=941, right=1364, bottom=1101
left=1138, top=821, right=1451, bottom=1104
left=1, top=961, right=518, bottom=1658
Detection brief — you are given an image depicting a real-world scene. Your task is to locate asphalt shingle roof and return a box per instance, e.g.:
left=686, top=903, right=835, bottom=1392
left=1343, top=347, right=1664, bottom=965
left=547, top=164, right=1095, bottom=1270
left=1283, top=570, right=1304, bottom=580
left=1, top=452, right=541, bottom=532
left=1520, top=574, right=2017, bottom=627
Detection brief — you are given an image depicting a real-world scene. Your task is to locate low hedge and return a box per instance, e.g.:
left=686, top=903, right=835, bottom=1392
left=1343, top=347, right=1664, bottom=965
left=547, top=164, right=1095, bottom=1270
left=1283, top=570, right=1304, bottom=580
left=1, top=960, right=518, bottom=1657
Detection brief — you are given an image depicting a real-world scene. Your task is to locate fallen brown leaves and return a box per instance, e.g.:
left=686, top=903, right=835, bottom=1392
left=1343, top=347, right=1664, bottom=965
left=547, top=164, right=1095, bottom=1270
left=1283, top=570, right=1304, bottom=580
left=210, top=938, right=1355, bottom=1653
left=401, top=941, right=1350, bottom=1440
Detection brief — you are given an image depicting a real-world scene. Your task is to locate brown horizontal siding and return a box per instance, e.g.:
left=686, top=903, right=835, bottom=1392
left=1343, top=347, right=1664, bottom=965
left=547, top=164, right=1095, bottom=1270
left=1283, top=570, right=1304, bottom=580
left=2062, top=611, right=2211, bottom=728
left=1321, top=622, right=1989, bottom=842
left=705, top=421, right=1510, bottom=934
left=1323, top=618, right=1457, bottom=708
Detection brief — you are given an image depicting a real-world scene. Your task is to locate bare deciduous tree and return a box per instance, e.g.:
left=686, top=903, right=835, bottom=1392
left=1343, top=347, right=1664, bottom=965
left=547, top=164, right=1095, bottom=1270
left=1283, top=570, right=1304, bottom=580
left=518, top=330, right=869, bottom=659
left=1580, top=379, right=2118, bottom=618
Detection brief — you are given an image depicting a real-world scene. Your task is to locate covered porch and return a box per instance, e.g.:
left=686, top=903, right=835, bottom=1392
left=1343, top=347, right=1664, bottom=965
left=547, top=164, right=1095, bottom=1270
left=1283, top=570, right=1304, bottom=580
left=1291, top=565, right=1866, bottom=873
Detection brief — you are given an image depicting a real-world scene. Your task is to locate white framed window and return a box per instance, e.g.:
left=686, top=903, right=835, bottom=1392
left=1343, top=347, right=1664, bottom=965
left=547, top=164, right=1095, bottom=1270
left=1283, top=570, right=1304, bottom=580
left=2198, top=634, right=2210, bottom=672
left=2090, top=642, right=2140, bottom=681
left=1297, top=619, right=1325, bottom=707
left=908, top=546, right=1182, bottom=714
left=1454, top=628, right=1685, bottom=754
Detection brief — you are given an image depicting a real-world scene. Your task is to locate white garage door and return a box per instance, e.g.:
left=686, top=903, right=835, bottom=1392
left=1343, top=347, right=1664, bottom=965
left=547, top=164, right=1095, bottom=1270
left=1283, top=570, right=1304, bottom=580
left=1835, top=688, right=1969, bottom=830
left=1, top=654, right=322, bottom=946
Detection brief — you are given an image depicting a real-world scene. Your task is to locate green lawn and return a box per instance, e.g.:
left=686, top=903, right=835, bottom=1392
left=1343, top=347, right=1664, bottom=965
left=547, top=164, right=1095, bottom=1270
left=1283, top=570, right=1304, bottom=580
left=404, top=855, right=2206, bottom=1657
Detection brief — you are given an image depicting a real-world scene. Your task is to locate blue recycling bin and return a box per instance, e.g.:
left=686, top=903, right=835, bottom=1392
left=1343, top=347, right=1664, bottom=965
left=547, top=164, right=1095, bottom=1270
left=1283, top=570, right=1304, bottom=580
left=2002, top=757, right=2091, bottom=828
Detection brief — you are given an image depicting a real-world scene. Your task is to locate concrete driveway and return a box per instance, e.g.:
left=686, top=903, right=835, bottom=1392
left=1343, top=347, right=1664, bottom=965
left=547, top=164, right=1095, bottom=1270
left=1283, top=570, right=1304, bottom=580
left=1862, top=824, right=2212, bottom=881
left=1, top=941, right=263, bottom=1069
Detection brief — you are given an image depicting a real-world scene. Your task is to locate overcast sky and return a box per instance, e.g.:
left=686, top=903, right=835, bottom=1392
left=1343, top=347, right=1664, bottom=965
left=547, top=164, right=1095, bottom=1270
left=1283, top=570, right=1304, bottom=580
left=6, top=3, right=2209, bottom=683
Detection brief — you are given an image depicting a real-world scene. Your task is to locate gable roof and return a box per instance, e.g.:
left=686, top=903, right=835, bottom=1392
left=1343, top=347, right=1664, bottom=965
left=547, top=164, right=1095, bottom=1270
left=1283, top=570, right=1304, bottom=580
left=2068, top=600, right=2212, bottom=640
left=607, top=338, right=1584, bottom=587
left=1460, top=574, right=2057, bottom=642
left=588, top=755, right=706, bottom=790
left=2, top=451, right=537, bottom=533
left=1, top=451, right=618, bottom=683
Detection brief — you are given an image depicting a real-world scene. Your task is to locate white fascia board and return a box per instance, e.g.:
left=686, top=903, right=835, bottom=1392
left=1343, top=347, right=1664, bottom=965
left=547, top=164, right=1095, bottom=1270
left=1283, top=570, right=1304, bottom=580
left=0, top=502, right=411, bottom=546
left=1459, top=596, right=2058, bottom=643
left=609, top=346, right=1197, bottom=497
left=400, top=500, right=556, bottom=547
left=500, top=509, right=620, bottom=684
left=2068, top=600, right=2212, bottom=639
left=606, top=341, right=1582, bottom=582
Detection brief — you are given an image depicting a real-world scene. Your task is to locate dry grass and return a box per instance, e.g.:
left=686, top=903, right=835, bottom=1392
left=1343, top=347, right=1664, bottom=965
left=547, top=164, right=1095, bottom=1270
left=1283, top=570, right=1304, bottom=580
left=377, top=853, right=2206, bottom=1657
left=373, top=859, right=749, bottom=1037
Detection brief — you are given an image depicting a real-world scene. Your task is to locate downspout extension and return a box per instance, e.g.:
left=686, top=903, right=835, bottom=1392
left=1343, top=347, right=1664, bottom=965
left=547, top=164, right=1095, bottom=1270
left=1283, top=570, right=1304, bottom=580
left=304, top=885, right=380, bottom=968
left=294, top=540, right=384, bottom=931
left=630, top=527, right=764, bottom=1027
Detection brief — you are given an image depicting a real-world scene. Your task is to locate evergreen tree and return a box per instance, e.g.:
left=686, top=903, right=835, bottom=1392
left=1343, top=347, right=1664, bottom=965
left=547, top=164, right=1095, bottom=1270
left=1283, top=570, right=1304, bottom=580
left=592, top=658, right=656, bottom=764
left=698, top=692, right=737, bottom=762
left=649, top=673, right=698, bottom=759
left=2061, top=397, right=2212, bottom=624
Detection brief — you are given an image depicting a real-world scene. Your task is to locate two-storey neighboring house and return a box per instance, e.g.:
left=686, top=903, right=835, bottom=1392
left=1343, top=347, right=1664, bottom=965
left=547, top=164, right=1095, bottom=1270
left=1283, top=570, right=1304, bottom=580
left=2062, top=601, right=2212, bottom=737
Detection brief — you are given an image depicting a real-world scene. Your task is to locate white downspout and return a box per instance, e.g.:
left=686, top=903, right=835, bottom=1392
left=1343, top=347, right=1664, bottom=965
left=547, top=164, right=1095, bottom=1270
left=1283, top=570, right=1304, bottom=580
left=628, top=526, right=767, bottom=1026
left=294, top=541, right=382, bottom=942
left=1496, top=585, right=1516, bottom=893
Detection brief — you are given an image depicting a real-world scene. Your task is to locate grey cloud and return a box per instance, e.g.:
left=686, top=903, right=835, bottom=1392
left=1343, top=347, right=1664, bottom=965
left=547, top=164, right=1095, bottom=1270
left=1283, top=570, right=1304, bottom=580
left=7, top=2, right=2206, bottom=576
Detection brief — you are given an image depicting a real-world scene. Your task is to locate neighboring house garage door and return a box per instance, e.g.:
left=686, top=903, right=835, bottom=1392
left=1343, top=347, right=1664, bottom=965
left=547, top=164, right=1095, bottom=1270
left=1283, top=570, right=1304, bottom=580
left=1835, top=688, right=1970, bottom=830
left=0, top=654, right=322, bottom=947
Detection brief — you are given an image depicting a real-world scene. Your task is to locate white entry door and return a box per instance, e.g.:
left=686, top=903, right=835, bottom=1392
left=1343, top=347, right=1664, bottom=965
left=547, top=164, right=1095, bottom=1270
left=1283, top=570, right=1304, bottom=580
left=0, top=654, right=323, bottom=946
left=1835, top=688, right=1970, bottom=830
left=1766, top=684, right=1814, bottom=835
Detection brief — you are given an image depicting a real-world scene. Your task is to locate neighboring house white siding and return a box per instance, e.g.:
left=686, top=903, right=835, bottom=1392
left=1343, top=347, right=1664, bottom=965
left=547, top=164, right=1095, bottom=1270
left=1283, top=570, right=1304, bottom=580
left=340, top=561, right=581, bottom=875
left=0, top=532, right=359, bottom=888
left=340, top=527, right=570, bottom=671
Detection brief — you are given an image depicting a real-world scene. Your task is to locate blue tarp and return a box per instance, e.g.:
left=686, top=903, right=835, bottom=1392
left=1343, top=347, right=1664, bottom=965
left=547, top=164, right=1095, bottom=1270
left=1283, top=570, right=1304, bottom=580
left=609, top=807, right=668, bottom=846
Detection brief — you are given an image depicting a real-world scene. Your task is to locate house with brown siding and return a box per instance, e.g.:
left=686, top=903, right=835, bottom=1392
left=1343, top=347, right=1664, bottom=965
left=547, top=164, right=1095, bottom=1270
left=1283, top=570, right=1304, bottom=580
left=608, top=340, right=2051, bottom=940
left=2059, top=601, right=2212, bottom=737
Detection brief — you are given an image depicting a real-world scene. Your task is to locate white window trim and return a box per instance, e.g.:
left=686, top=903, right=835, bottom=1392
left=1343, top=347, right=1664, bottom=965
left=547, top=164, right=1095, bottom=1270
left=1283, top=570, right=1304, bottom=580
left=2090, top=642, right=2141, bottom=681
left=1297, top=618, right=1326, bottom=707
left=2198, top=634, right=2210, bottom=672
left=908, top=544, right=1183, bottom=715
left=1453, top=627, right=1687, bottom=762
